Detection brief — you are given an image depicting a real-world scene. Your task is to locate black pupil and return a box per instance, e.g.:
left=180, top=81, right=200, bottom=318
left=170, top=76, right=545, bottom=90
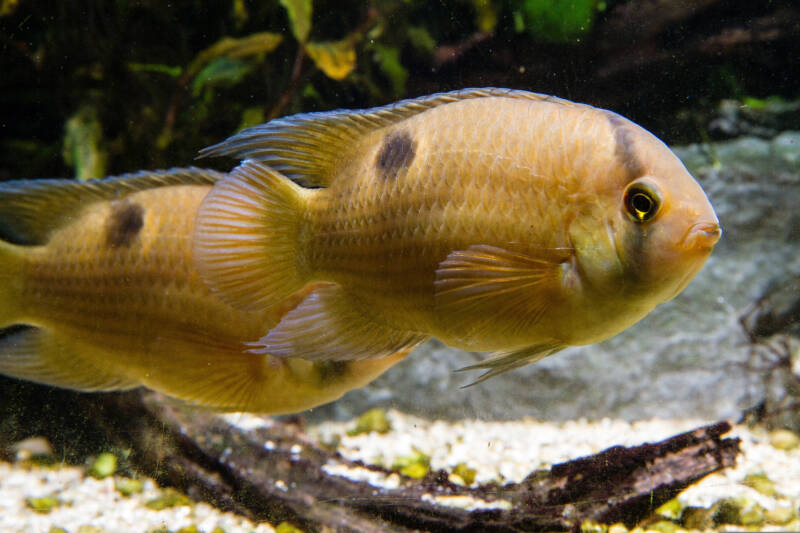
left=631, top=192, right=652, bottom=215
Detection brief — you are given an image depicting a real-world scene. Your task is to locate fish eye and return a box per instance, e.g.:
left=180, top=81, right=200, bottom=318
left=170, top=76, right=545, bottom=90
left=624, top=182, right=661, bottom=222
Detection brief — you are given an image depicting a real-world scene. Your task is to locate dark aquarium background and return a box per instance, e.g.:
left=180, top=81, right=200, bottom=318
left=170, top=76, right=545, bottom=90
left=1, top=0, right=798, bottom=181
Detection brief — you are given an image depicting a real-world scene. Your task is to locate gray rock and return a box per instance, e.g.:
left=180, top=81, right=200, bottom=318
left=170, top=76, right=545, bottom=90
left=307, top=132, right=800, bottom=422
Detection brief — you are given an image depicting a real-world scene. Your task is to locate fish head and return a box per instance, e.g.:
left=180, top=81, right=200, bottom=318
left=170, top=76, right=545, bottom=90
left=567, top=117, right=720, bottom=318
left=605, top=135, right=721, bottom=305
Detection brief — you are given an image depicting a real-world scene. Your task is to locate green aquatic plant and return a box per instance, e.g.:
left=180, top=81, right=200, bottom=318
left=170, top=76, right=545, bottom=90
left=512, top=0, right=601, bottom=43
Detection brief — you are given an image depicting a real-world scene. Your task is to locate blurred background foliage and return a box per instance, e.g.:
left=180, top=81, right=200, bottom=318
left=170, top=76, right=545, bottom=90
left=0, top=0, right=798, bottom=180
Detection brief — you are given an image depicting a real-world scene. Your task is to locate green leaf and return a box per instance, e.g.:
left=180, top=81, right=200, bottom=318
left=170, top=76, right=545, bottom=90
left=520, top=0, right=597, bottom=43
left=238, top=106, right=266, bottom=131
left=407, top=26, right=436, bottom=55
left=127, top=62, right=182, bottom=78
left=306, top=38, right=356, bottom=80
left=280, top=0, right=312, bottom=43
left=192, top=57, right=254, bottom=96
left=186, top=32, right=283, bottom=79
left=373, top=44, right=407, bottom=98
left=62, top=105, right=107, bottom=181
left=0, top=0, right=19, bottom=17
left=473, top=0, right=498, bottom=33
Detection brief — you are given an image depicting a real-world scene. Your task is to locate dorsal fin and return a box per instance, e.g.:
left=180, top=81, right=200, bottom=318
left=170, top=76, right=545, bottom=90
left=0, top=167, right=223, bottom=245
left=198, top=88, right=570, bottom=187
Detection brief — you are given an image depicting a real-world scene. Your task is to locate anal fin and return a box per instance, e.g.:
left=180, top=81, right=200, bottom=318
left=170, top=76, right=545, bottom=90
left=0, top=326, right=139, bottom=391
left=249, top=285, right=427, bottom=361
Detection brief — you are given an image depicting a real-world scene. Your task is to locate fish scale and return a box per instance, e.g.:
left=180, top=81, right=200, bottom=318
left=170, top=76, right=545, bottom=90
left=194, top=88, right=719, bottom=379
left=0, top=173, right=409, bottom=412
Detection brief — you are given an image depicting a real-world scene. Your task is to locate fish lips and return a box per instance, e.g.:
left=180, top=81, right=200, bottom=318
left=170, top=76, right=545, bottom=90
left=682, top=221, right=722, bottom=253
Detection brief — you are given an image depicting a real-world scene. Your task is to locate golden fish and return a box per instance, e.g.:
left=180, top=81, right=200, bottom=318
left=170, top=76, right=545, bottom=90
left=0, top=169, right=407, bottom=412
left=195, top=88, right=721, bottom=383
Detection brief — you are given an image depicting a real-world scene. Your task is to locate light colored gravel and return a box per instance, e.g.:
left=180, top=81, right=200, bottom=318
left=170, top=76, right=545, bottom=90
left=0, top=459, right=276, bottom=533
left=4, top=412, right=800, bottom=532
left=308, top=411, right=800, bottom=530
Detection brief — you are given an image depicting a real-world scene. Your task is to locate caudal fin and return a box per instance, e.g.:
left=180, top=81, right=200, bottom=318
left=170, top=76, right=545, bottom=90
left=0, top=239, right=24, bottom=328
left=193, top=161, right=310, bottom=311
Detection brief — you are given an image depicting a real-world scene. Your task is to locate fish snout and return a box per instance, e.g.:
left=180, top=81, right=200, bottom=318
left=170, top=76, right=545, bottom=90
left=683, top=221, right=721, bottom=252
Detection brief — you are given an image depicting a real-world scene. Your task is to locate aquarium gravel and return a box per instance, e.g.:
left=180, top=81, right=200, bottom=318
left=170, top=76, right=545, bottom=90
left=3, top=413, right=800, bottom=532
left=0, top=458, right=277, bottom=533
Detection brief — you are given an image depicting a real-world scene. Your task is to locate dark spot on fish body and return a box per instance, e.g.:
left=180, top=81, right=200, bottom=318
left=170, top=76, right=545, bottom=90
left=376, top=131, right=416, bottom=180
left=315, top=360, right=350, bottom=384
left=607, top=112, right=645, bottom=180
left=106, top=201, right=144, bottom=248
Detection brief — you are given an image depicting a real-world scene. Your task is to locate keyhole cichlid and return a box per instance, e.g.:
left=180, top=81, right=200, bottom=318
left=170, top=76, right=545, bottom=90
left=195, top=88, right=721, bottom=384
left=0, top=169, right=408, bottom=411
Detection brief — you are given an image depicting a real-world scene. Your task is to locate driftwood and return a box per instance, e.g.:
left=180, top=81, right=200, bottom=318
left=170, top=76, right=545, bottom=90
left=45, top=389, right=739, bottom=533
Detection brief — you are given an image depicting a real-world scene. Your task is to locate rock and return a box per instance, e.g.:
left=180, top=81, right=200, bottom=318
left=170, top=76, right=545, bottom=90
left=769, top=428, right=800, bottom=450
left=312, top=131, right=800, bottom=421
left=741, top=472, right=778, bottom=497
left=88, top=452, right=117, bottom=479
left=764, top=506, right=796, bottom=526
left=10, top=436, right=54, bottom=462
left=680, top=506, right=714, bottom=530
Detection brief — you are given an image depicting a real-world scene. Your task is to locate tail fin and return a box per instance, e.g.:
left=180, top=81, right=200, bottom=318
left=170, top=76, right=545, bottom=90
left=193, top=161, right=310, bottom=311
left=0, top=239, right=24, bottom=328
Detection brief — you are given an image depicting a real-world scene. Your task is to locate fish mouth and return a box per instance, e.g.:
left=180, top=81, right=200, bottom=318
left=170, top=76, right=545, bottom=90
left=682, top=221, right=722, bottom=252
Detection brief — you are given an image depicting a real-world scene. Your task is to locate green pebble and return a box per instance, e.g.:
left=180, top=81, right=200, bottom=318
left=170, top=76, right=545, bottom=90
left=115, top=477, right=144, bottom=497
left=740, top=505, right=765, bottom=527
left=607, top=524, right=628, bottom=533
left=210, top=528, right=226, bottom=533
left=712, top=496, right=766, bottom=526
left=654, top=498, right=683, bottom=520
left=275, top=522, right=306, bottom=533
left=452, top=462, right=476, bottom=485
left=764, top=506, right=796, bottom=525
left=347, top=408, right=391, bottom=436
left=399, top=462, right=429, bottom=479
left=177, top=526, right=199, bottom=533
left=145, top=487, right=192, bottom=510
left=681, top=506, right=714, bottom=530
left=580, top=520, right=607, bottom=533
left=48, top=527, right=68, bottom=533
left=713, top=497, right=742, bottom=525
left=26, top=496, right=60, bottom=513
left=769, top=428, right=800, bottom=450
left=392, top=449, right=430, bottom=469
left=89, top=452, right=117, bottom=479
left=392, top=448, right=431, bottom=479
left=742, top=472, right=778, bottom=497
left=77, top=527, right=107, bottom=533
left=646, top=520, right=679, bottom=533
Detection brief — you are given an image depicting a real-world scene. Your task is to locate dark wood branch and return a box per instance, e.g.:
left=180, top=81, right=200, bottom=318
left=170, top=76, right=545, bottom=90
left=71, top=390, right=740, bottom=532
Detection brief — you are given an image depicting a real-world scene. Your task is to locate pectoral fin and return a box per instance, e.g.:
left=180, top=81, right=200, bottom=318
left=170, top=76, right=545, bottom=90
left=435, top=244, right=563, bottom=339
left=458, top=342, right=565, bottom=386
left=249, top=284, right=427, bottom=361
